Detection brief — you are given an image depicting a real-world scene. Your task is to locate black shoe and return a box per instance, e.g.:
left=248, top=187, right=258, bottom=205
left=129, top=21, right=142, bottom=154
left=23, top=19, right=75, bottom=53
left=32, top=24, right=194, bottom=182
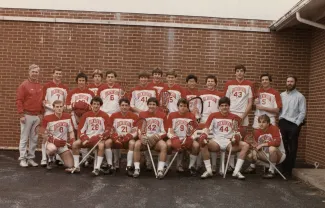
left=226, top=166, right=234, bottom=174
left=126, top=166, right=134, bottom=177
left=101, top=165, right=113, bottom=175
left=55, top=160, right=63, bottom=166
left=46, top=161, right=53, bottom=170
left=243, top=166, right=256, bottom=174
left=92, top=169, right=100, bottom=176
left=263, top=171, right=275, bottom=179
left=189, top=166, right=197, bottom=177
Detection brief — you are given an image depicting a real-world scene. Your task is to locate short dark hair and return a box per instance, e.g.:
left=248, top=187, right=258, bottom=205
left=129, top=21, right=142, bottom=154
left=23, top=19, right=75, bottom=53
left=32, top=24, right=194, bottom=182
left=52, top=67, right=62, bottom=74
left=106, top=70, right=117, bottom=78
left=205, top=75, right=217, bottom=84
left=186, top=74, right=198, bottom=83
left=76, top=72, right=88, bottom=83
left=152, top=67, right=163, bottom=76
left=287, top=75, right=297, bottom=83
left=260, top=73, right=272, bottom=82
left=218, top=97, right=230, bottom=106
left=91, top=96, right=103, bottom=106
left=166, top=69, right=177, bottom=77
left=119, top=98, right=130, bottom=105
left=177, top=98, right=189, bottom=108
left=147, top=97, right=159, bottom=106
left=138, top=71, right=150, bottom=79
left=235, top=64, right=246, bottom=73
left=52, top=100, right=63, bottom=107
left=258, top=114, right=271, bottom=124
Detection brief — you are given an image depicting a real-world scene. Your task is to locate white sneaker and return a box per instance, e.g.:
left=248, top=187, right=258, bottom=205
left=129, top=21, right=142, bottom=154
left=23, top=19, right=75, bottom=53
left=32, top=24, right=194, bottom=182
left=133, top=169, right=140, bottom=178
left=200, top=170, right=213, bottom=179
left=177, top=165, right=184, bottom=173
left=232, top=172, right=245, bottom=180
left=41, top=160, right=47, bottom=167
left=27, top=159, right=38, bottom=167
left=20, top=159, right=28, bottom=168
left=157, top=170, right=164, bottom=179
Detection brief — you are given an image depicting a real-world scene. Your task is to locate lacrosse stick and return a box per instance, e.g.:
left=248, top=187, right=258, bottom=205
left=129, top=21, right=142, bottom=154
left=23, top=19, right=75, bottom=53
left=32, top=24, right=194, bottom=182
left=223, top=119, right=239, bottom=178
left=163, top=120, right=199, bottom=177
left=245, top=133, right=287, bottom=180
left=188, top=96, right=204, bottom=123
left=253, top=82, right=261, bottom=105
left=119, top=81, right=128, bottom=99
left=135, top=118, right=158, bottom=178
left=160, top=91, right=171, bottom=114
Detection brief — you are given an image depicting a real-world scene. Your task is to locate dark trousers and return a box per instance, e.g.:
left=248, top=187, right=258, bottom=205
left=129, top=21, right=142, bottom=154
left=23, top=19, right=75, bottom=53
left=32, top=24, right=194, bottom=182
left=278, top=119, right=302, bottom=175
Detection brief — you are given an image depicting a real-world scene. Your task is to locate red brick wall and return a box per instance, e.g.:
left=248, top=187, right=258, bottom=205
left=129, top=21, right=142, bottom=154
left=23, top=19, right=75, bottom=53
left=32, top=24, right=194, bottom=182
left=305, top=18, right=325, bottom=166
left=0, top=9, right=310, bottom=161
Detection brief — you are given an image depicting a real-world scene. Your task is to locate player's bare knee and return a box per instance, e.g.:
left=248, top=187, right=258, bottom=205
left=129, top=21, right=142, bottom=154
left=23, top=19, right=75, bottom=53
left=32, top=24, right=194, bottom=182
left=105, top=139, right=112, bottom=148
left=269, top=146, right=277, bottom=153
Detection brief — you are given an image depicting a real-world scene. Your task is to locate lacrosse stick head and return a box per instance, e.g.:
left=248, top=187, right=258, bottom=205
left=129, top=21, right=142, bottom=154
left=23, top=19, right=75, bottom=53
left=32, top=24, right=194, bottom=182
left=186, top=120, right=199, bottom=137
left=119, top=81, right=128, bottom=99
left=244, top=132, right=255, bottom=146
left=253, top=82, right=261, bottom=101
left=232, top=119, right=240, bottom=133
left=160, top=91, right=171, bottom=114
left=188, top=96, right=203, bottom=122
left=135, top=118, right=147, bottom=136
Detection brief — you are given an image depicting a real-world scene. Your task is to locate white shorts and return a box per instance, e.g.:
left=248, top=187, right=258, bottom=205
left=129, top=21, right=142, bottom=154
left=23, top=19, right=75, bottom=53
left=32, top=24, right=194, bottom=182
left=253, top=116, right=276, bottom=129
left=231, top=112, right=249, bottom=127
left=46, top=142, right=69, bottom=155
left=212, top=138, right=231, bottom=151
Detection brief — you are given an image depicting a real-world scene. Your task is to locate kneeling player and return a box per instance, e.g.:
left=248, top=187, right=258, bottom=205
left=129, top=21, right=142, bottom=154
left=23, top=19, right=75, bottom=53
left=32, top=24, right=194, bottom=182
left=246, top=114, right=286, bottom=179
left=199, top=97, right=249, bottom=180
left=41, top=100, right=75, bottom=171
left=133, top=97, right=167, bottom=179
left=166, top=98, right=200, bottom=176
left=69, top=97, right=110, bottom=176
left=104, top=98, right=138, bottom=176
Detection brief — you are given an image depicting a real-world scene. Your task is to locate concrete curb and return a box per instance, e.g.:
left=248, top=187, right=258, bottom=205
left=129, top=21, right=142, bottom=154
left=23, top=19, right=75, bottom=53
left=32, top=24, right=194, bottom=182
left=293, top=168, right=325, bottom=192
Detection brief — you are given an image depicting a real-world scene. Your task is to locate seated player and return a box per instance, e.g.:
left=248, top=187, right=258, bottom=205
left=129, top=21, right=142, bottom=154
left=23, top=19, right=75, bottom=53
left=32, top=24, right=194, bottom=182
left=166, top=98, right=200, bottom=176
left=68, top=97, right=110, bottom=176
left=104, top=98, right=138, bottom=176
left=40, top=100, right=75, bottom=171
left=133, top=97, right=168, bottom=179
left=246, top=114, right=286, bottom=179
left=199, top=97, right=249, bottom=180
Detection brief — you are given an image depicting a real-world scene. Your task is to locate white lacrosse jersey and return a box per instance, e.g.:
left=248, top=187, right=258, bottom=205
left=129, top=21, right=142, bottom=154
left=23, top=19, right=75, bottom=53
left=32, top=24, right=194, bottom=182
left=254, top=87, right=282, bottom=118
left=41, top=113, right=74, bottom=141
left=66, top=88, right=94, bottom=106
left=254, top=124, right=285, bottom=153
left=98, top=83, right=122, bottom=116
left=166, top=112, right=196, bottom=140
left=42, top=81, right=68, bottom=116
left=161, top=84, right=185, bottom=114
left=88, top=83, right=104, bottom=96
left=204, top=112, right=241, bottom=140
left=199, top=89, right=224, bottom=123
left=108, top=111, right=138, bottom=137
left=148, top=81, right=165, bottom=96
left=139, top=111, right=167, bottom=137
left=130, top=85, right=158, bottom=113
left=78, top=110, right=110, bottom=138
left=224, top=80, right=253, bottom=113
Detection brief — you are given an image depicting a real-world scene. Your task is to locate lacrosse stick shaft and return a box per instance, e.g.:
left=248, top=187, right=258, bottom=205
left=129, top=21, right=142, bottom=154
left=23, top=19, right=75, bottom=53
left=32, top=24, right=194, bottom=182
left=260, top=150, right=287, bottom=180
left=71, top=138, right=103, bottom=173
left=163, top=137, right=187, bottom=177
left=147, top=143, right=158, bottom=178
left=223, top=145, right=232, bottom=178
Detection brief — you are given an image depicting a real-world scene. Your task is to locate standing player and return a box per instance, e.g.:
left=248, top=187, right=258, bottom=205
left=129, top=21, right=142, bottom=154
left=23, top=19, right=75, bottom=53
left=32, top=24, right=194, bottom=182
left=40, top=100, right=74, bottom=171
left=41, top=67, right=69, bottom=166
left=133, top=97, right=168, bottom=178
left=148, top=67, right=165, bottom=96
left=104, top=98, right=138, bottom=176
left=198, top=75, right=223, bottom=173
left=199, top=97, right=249, bottom=179
left=68, top=97, right=110, bottom=176
left=16, top=64, right=43, bottom=167
left=88, top=69, right=104, bottom=96
left=184, top=74, right=201, bottom=119
left=244, top=73, right=282, bottom=174
left=246, top=114, right=286, bottom=179
left=130, top=71, right=158, bottom=114
left=224, top=64, right=253, bottom=171
left=160, top=70, right=185, bottom=114
left=166, top=98, right=200, bottom=176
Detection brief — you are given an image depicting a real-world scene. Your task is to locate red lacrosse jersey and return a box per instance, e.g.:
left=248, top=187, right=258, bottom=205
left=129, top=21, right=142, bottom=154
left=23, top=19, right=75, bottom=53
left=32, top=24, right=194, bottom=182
left=160, top=84, right=185, bottom=114
left=78, top=110, right=110, bottom=138
left=108, top=111, right=138, bottom=138
left=255, top=87, right=282, bottom=118
left=42, top=81, right=69, bottom=116
left=166, top=111, right=196, bottom=139
left=88, top=83, right=104, bottom=96
left=199, top=89, right=224, bottom=123
left=130, top=85, right=158, bottom=112
left=66, top=88, right=95, bottom=106
left=148, top=81, right=165, bottom=96
left=224, top=79, right=253, bottom=113
left=42, top=113, right=74, bottom=141
left=254, top=124, right=285, bottom=153
left=204, top=112, right=241, bottom=140
left=97, top=83, right=122, bottom=116
left=139, top=110, right=167, bottom=137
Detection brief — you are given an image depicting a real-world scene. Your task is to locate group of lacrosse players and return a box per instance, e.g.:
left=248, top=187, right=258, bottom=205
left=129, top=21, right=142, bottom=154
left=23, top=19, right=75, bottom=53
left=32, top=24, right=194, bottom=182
left=22, top=64, right=300, bottom=181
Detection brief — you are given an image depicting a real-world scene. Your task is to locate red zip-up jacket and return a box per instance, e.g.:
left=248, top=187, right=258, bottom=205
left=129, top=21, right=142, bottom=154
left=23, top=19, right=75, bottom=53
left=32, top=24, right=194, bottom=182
left=16, top=79, right=43, bottom=117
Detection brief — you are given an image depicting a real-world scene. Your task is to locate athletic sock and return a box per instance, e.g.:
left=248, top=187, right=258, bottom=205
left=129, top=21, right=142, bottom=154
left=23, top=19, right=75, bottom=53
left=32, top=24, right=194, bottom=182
left=204, top=159, right=212, bottom=173
left=234, top=158, right=244, bottom=174
left=189, top=154, right=197, bottom=169
left=127, top=151, right=134, bottom=167
left=95, top=156, right=104, bottom=169
left=104, top=149, right=113, bottom=165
